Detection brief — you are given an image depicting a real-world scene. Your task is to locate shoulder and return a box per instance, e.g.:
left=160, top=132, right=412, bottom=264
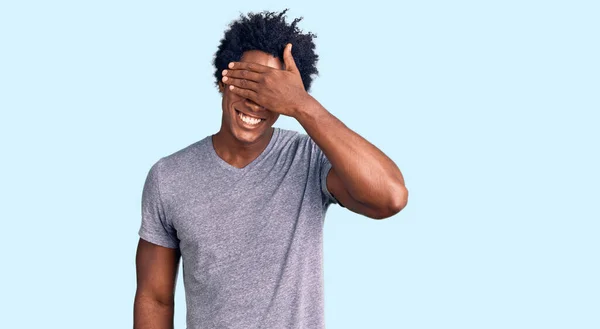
left=293, top=131, right=324, bottom=157
left=274, top=127, right=301, bottom=145
left=168, top=136, right=210, bottom=162
left=149, top=136, right=211, bottom=180
left=273, top=128, right=315, bottom=155
left=277, top=127, right=317, bottom=147
left=273, top=128, right=327, bottom=168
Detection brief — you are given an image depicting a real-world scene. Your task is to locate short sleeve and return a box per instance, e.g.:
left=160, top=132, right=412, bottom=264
left=308, top=136, right=345, bottom=208
left=138, top=159, right=180, bottom=249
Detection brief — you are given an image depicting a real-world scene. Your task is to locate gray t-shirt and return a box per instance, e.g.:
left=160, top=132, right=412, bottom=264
left=139, top=127, right=342, bottom=328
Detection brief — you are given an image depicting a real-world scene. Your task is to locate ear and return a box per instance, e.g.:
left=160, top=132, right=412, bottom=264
left=218, top=81, right=225, bottom=94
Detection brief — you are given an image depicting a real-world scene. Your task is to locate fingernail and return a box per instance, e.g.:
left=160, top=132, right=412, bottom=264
left=222, top=70, right=228, bottom=75
left=228, top=62, right=234, bottom=68
left=222, top=76, right=228, bottom=82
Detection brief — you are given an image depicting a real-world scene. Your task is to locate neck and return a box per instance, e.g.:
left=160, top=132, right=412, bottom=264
left=212, top=127, right=274, bottom=168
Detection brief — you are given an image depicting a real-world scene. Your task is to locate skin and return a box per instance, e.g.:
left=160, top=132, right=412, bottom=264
left=133, top=51, right=287, bottom=329
left=133, top=239, right=180, bottom=329
left=134, top=43, right=409, bottom=328
left=212, top=50, right=284, bottom=168
left=223, top=43, right=408, bottom=218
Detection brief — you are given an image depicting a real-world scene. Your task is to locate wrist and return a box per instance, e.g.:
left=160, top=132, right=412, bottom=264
left=292, top=93, right=323, bottom=122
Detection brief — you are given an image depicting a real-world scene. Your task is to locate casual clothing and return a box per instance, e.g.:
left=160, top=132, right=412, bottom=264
left=139, top=127, right=341, bottom=328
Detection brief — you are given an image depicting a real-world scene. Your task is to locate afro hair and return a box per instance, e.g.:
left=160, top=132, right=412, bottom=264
left=213, top=9, right=319, bottom=92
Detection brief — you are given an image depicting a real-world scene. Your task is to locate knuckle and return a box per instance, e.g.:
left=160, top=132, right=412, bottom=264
left=262, top=74, right=271, bottom=84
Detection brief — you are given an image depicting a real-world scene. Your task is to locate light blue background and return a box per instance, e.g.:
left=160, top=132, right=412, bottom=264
left=1, top=1, right=598, bottom=328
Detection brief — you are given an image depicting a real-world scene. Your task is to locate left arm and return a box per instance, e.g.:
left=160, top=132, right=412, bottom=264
left=221, top=43, right=408, bottom=219
left=293, top=95, right=408, bottom=219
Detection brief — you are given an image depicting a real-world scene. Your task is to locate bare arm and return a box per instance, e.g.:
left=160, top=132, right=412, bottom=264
left=220, top=44, right=408, bottom=219
left=295, top=96, right=409, bottom=219
left=134, top=238, right=181, bottom=329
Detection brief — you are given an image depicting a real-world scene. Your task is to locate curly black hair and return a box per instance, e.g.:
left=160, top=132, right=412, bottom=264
left=213, top=9, right=319, bottom=92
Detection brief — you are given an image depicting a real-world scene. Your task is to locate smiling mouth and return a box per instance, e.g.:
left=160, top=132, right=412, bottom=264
left=235, top=108, right=266, bottom=126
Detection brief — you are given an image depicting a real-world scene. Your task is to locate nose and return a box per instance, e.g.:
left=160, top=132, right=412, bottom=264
left=244, top=99, right=265, bottom=111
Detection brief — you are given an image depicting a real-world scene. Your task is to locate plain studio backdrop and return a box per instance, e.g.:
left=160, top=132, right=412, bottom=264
left=1, top=1, right=598, bottom=328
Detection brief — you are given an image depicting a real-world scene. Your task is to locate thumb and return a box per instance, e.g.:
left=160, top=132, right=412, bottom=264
left=284, top=43, right=298, bottom=73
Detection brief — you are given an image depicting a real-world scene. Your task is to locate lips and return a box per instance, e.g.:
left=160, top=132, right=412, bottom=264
left=235, top=108, right=266, bottom=120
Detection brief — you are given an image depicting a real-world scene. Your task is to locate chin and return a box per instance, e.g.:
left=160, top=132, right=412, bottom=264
left=232, top=128, right=263, bottom=144
left=230, top=121, right=272, bottom=145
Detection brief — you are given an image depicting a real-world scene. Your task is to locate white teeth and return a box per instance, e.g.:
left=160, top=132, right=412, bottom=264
left=238, top=111, right=263, bottom=125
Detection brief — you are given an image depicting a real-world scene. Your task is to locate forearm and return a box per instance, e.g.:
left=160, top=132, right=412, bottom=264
left=134, top=294, right=174, bottom=329
left=294, top=95, right=407, bottom=208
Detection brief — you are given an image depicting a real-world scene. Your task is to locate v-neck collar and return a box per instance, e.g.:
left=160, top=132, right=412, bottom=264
left=207, top=127, right=280, bottom=173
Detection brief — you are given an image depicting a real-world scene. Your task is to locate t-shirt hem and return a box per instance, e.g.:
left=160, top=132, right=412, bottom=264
left=321, top=161, right=344, bottom=207
left=138, top=229, right=179, bottom=249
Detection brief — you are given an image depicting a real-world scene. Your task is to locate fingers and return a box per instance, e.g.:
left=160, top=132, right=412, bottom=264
left=283, top=43, right=298, bottom=73
left=221, top=69, right=261, bottom=82
left=227, top=85, right=259, bottom=103
left=221, top=76, right=259, bottom=91
left=227, top=61, right=270, bottom=72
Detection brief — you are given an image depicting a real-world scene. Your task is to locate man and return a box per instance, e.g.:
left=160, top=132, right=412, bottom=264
left=134, top=9, right=408, bottom=329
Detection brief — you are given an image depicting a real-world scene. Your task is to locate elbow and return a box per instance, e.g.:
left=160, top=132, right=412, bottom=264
left=135, top=290, right=175, bottom=308
left=375, top=184, right=409, bottom=219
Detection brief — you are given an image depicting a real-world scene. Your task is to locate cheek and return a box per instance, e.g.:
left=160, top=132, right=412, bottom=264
left=269, top=113, right=280, bottom=122
left=226, top=91, right=245, bottom=106
left=222, top=92, right=235, bottom=110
